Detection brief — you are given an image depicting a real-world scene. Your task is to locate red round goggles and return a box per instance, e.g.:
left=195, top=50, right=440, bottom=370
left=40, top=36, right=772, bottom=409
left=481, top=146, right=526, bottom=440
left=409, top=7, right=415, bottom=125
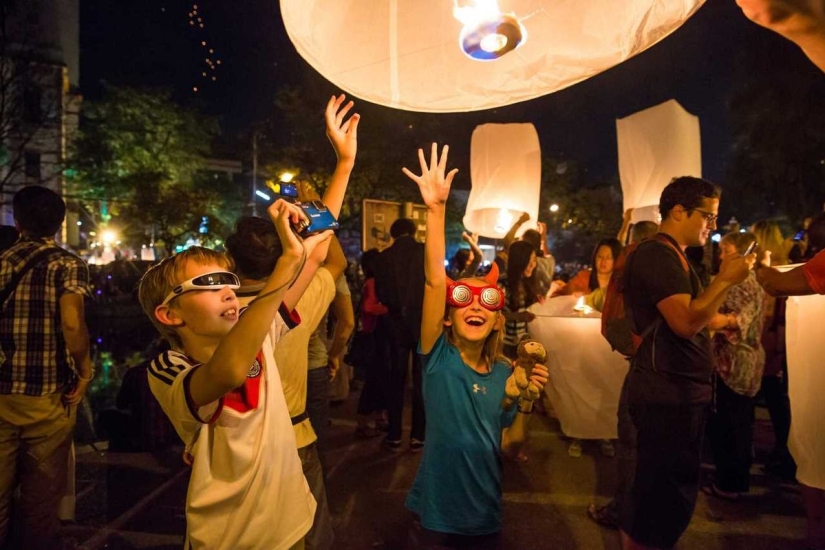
left=446, top=282, right=505, bottom=311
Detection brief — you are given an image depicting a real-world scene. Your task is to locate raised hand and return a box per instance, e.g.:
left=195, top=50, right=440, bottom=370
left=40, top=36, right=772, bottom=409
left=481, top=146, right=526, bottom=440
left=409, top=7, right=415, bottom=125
left=325, top=94, right=359, bottom=164
left=402, top=143, right=459, bottom=209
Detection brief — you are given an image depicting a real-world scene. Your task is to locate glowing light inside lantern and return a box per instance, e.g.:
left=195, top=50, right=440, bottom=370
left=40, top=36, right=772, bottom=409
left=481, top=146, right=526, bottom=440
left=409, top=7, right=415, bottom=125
left=480, top=33, right=507, bottom=53
left=454, top=0, right=525, bottom=60
left=494, top=209, right=514, bottom=234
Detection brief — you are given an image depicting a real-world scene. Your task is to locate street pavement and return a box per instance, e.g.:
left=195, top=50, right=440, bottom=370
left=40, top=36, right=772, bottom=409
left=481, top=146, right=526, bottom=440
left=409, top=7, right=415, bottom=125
left=60, top=386, right=806, bottom=549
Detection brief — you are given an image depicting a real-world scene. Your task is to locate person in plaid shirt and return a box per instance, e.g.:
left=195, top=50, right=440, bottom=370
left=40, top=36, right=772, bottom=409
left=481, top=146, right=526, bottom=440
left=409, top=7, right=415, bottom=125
left=0, top=186, right=93, bottom=550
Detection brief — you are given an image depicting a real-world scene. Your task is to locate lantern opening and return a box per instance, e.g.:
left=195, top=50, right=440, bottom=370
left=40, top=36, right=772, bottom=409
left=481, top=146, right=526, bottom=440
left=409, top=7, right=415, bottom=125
left=454, top=1, right=525, bottom=61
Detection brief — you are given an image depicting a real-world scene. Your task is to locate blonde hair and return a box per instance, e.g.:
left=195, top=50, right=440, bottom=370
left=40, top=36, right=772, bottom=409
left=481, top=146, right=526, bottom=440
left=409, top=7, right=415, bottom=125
left=720, top=231, right=756, bottom=255
left=443, top=276, right=509, bottom=370
left=138, top=247, right=233, bottom=349
left=750, top=220, right=789, bottom=266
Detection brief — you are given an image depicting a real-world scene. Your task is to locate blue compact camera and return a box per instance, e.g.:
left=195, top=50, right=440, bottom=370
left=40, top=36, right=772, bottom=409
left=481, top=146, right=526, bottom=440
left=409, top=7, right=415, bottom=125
left=294, top=200, right=340, bottom=237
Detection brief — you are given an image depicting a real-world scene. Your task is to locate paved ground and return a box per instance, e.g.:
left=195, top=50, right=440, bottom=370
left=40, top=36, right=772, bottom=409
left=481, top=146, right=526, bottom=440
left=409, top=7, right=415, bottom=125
left=59, top=387, right=806, bottom=549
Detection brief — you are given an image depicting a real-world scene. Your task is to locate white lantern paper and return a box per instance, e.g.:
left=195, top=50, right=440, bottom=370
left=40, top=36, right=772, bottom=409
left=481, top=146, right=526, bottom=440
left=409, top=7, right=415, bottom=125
left=280, top=0, right=706, bottom=113
left=616, top=99, right=701, bottom=223
left=463, top=123, right=540, bottom=239
left=785, top=287, right=825, bottom=490
left=528, top=296, right=629, bottom=439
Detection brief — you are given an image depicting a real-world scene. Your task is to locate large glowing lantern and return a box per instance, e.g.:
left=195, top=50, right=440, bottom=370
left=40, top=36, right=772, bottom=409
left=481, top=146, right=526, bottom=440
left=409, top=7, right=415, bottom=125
left=785, top=287, right=825, bottom=490
left=463, top=123, right=540, bottom=239
left=280, top=0, right=706, bottom=113
left=616, top=99, right=701, bottom=223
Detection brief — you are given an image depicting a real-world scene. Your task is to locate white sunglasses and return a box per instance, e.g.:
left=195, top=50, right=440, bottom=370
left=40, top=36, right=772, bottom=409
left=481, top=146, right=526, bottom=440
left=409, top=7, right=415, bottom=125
left=161, top=271, right=240, bottom=306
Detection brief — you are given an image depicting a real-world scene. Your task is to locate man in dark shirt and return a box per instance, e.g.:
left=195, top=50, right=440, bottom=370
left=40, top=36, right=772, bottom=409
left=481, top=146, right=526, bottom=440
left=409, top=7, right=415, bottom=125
left=374, top=218, right=426, bottom=451
left=620, top=177, right=753, bottom=550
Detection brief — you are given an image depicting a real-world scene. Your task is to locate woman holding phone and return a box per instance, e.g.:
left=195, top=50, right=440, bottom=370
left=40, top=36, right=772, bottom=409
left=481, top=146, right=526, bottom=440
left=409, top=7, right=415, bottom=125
left=703, top=231, right=766, bottom=500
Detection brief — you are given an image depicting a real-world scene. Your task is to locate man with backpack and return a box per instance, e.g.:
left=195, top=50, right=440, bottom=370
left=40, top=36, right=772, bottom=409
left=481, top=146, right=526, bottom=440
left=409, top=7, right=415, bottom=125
left=614, top=177, right=753, bottom=550
left=0, top=186, right=93, bottom=549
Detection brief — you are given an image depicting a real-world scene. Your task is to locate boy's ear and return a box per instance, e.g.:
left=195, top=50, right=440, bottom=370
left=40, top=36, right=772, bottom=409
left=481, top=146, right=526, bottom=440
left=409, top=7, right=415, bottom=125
left=155, top=304, right=184, bottom=328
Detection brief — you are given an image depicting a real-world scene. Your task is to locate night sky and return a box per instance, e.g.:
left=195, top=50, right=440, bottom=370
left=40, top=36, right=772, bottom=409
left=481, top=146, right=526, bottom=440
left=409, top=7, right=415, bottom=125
left=79, top=1, right=818, bottom=187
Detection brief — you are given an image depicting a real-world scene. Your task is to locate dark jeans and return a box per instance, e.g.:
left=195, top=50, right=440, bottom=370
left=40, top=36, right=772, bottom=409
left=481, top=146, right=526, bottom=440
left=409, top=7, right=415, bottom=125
left=356, top=326, right=389, bottom=416
left=761, top=374, right=792, bottom=456
left=387, top=337, right=425, bottom=443
left=306, top=367, right=331, bottom=471
left=621, top=400, right=708, bottom=549
left=708, top=376, right=754, bottom=493
left=604, top=372, right=637, bottom=519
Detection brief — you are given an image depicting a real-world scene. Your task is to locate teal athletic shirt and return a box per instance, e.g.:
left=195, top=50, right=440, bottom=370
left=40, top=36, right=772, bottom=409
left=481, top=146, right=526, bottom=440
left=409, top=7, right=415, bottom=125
left=406, top=333, right=517, bottom=535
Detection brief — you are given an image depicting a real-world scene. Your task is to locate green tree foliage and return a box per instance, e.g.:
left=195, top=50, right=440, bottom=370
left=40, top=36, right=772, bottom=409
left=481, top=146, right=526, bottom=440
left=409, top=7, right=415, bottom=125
left=69, top=86, right=241, bottom=253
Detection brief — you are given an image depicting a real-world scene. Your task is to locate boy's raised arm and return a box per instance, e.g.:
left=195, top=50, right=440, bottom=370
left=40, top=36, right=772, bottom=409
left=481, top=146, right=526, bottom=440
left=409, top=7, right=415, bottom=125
left=189, top=200, right=331, bottom=407
left=402, top=143, right=458, bottom=354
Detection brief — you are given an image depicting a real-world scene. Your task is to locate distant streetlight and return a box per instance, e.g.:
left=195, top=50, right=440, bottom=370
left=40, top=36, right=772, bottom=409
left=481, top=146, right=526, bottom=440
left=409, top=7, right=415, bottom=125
left=279, top=172, right=295, bottom=183
left=549, top=203, right=559, bottom=213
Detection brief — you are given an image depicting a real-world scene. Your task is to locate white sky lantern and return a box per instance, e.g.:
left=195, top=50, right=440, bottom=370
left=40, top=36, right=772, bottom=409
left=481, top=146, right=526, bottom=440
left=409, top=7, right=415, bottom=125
left=463, top=123, right=540, bottom=239
left=785, top=288, right=825, bottom=490
left=280, top=0, right=706, bottom=113
left=616, top=99, right=702, bottom=223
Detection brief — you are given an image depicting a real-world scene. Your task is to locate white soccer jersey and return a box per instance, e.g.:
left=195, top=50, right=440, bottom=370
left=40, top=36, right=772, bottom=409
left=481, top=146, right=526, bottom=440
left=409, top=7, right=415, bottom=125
left=147, top=311, right=316, bottom=550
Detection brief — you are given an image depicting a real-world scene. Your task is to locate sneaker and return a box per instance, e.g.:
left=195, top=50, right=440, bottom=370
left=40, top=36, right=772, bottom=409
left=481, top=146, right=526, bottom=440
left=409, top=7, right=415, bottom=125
left=410, top=439, right=425, bottom=453
left=600, top=439, right=615, bottom=458
left=568, top=439, right=583, bottom=458
left=383, top=437, right=403, bottom=451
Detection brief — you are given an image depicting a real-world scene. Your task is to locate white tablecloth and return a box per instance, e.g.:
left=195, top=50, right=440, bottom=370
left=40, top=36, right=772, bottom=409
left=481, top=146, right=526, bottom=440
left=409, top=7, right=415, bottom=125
left=786, top=293, right=825, bottom=490
left=529, top=296, right=629, bottom=439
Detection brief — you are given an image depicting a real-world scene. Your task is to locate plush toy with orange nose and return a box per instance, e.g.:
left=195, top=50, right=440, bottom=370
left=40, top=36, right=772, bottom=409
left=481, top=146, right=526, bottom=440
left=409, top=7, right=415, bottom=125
left=503, top=339, right=547, bottom=411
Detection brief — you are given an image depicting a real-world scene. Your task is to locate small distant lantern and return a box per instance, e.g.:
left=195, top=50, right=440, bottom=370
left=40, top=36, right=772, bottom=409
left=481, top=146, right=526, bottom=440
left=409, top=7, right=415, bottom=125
left=616, top=100, right=701, bottom=223
left=463, top=123, right=540, bottom=239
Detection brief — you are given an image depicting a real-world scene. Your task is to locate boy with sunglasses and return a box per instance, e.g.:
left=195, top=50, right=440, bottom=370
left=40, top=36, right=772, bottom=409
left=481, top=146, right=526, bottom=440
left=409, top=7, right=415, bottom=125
left=138, top=200, right=332, bottom=550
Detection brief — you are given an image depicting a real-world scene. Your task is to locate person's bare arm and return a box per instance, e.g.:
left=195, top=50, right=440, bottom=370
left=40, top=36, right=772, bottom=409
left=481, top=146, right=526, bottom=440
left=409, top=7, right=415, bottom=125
left=60, top=293, right=93, bottom=405
left=756, top=264, right=814, bottom=296
left=657, top=254, right=753, bottom=339
left=283, top=95, right=358, bottom=309
left=737, top=0, right=825, bottom=71
left=402, top=144, right=458, bottom=354
left=503, top=212, right=530, bottom=249
left=187, top=201, right=331, bottom=407
left=617, top=208, right=633, bottom=245
left=327, top=289, right=356, bottom=378
left=459, top=231, right=483, bottom=278
left=501, top=363, right=548, bottom=458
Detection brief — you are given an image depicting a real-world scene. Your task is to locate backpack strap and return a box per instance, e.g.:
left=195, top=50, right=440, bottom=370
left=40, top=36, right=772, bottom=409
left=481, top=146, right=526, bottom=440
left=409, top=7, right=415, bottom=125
left=0, top=247, right=68, bottom=308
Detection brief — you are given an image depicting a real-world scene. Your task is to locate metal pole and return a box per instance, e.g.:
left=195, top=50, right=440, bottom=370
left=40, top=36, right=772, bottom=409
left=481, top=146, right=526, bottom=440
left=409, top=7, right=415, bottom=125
left=251, top=131, right=258, bottom=216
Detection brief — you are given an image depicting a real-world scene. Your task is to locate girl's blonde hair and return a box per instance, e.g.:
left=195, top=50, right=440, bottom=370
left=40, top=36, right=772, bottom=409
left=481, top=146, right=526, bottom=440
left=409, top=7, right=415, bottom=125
left=750, top=220, right=789, bottom=266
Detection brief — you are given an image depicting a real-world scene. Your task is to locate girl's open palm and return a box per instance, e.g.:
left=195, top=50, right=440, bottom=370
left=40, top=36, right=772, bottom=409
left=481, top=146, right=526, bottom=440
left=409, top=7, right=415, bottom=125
left=402, top=143, right=458, bottom=208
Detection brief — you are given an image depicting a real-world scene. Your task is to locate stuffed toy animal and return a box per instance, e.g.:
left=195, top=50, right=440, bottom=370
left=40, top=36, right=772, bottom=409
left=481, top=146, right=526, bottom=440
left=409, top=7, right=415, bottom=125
left=503, top=339, right=548, bottom=411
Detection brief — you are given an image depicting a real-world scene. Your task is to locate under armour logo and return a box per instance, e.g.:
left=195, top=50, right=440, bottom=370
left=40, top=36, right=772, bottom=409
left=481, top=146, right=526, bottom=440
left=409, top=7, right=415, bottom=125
left=472, top=383, right=487, bottom=395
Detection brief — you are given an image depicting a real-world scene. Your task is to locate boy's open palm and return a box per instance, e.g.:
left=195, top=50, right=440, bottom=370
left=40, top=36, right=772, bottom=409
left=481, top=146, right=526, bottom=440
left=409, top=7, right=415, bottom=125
left=402, top=143, right=458, bottom=208
left=326, top=94, right=359, bottom=163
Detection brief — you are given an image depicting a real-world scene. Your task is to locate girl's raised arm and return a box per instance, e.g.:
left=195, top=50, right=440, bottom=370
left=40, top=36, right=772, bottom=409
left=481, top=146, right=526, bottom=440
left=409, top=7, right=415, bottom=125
left=402, top=143, right=458, bottom=354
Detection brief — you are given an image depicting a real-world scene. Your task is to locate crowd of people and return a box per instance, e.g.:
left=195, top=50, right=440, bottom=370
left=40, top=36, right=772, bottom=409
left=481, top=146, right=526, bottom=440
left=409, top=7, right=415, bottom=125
left=1, top=1, right=824, bottom=549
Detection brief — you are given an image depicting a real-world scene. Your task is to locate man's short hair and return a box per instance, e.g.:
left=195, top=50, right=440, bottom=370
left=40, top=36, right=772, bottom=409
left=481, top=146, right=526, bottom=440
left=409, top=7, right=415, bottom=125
left=138, top=247, right=233, bottom=348
left=659, top=176, right=721, bottom=221
left=13, top=185, right=66, bottom=238
left=225, top=216, right=283, bottom=280
left=390, top=218, right=417, bottom=239
left=630, top=221, right=659, bottom=244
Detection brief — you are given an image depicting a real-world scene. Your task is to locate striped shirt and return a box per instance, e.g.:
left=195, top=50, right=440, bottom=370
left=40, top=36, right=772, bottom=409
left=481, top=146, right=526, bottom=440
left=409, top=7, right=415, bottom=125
left=0, top=237, right=91, bottom=395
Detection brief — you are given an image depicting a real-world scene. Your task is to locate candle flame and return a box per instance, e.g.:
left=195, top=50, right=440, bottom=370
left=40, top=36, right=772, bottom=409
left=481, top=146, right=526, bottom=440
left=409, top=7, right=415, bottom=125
left=454, top=0, right=502, bottom=26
